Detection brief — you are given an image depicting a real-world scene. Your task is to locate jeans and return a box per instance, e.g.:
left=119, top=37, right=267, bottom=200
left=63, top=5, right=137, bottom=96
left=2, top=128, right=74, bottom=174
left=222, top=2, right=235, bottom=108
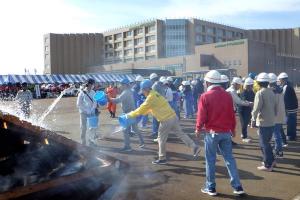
left=239, top=111, right=251, bottom=139
left=273, top=124, right=283, bottom=153
left=287, top=113, right=297, bottom=140
left=183, top=98, right=194, bottom=118
left=280, top=126, right=287, bottom=144
left=123, top=123, right=144, bottom=148
left=204, top=133, right=242, bottom=190
left=152, top=117, right=159, bottom=136
left=258, top=127, right=275, bottom=168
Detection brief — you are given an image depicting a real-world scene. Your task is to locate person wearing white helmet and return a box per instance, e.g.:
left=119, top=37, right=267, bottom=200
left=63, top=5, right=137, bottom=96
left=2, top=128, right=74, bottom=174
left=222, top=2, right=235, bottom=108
left=195, top=70, right=245, bottom=196
left=277, top=72, right=298, bottom=141
left=132, top=75, right=148, bottom=129
left=251, top=72, right=277, bottom=171
left=166, top=76, right=173, bottom=83
left=268, top=73, right=286, bottom=157
left=182, top=80, right=194, bottom=118
left=238, top=77, right=255, bottom=143
left=150, top=73, right=167, bottom=139
left=220, top=75, right=229, bottom=89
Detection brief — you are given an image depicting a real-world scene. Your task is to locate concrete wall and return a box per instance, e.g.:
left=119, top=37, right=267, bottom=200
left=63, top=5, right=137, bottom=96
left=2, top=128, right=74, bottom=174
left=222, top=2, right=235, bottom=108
left=43, top=33, right=103, bottom=74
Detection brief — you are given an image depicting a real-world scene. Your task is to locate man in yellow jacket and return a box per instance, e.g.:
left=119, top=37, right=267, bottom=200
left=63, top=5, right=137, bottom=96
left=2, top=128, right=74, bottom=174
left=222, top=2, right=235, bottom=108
left=127, top=79, right=200, bottom=165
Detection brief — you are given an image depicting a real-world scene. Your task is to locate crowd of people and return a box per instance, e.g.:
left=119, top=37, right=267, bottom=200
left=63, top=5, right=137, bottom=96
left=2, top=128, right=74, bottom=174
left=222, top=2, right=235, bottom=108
left=76, top=70, right=298, bottom=196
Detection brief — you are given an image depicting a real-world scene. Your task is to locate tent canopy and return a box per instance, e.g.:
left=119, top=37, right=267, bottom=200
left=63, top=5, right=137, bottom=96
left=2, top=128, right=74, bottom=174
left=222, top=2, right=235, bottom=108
left=0, top=74, right=139, bottom=85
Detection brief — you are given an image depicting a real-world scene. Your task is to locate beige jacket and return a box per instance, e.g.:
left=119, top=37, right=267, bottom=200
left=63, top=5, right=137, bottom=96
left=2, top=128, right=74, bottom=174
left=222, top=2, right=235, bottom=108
left=251, top=87, right=276, bottom=127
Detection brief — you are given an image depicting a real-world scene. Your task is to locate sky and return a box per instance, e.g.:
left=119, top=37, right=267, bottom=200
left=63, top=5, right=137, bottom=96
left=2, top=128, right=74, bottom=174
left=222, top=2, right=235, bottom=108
left=0, top=0, right=299, bottom=74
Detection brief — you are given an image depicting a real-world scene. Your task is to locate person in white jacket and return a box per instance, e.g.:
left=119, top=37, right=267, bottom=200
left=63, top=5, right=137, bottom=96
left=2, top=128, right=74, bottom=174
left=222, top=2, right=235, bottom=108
left=269, top=73, right=286, bottom=158
left=77, top=78, right=97, bottom=145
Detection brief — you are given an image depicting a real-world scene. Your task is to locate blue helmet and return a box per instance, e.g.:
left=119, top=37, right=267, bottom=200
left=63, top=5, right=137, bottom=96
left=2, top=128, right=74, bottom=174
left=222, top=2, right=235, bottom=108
left=248, top=72, right=256, bottom=80
left=140, top=79, right=152, bottom=90
left=120, top=78, right=130, bottom=85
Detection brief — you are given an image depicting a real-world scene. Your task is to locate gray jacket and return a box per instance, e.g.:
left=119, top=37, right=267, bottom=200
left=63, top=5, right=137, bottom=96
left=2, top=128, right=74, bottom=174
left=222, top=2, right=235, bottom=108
left=251, top=87, right=276, bottom=127
left=152, top=81, right=166, bottom=97
left=111, top=88, right=136, bottom=113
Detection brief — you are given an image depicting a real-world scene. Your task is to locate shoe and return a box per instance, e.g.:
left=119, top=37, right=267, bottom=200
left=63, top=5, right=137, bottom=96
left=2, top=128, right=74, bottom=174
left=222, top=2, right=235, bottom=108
left=231, top=141, right=238, bottom=146
left=283, top=143, right=288, bottom=147
left=275, top=151, right=283, bottom=158
left=201, top=187, right=217, bottom=196
left=233, top=186, right=245, bottom=195
left=150, top=134, right=158, bottom=139
left=139, top=144, right=145, bottom=148
left=120, top=147, right=132, bottom=152
left=242, top=138, right=251, bottom=143
left=257, top=165, right=273, bottom=172
left=153, top=138, right=159, bottom=143
left=261, top=161, right=276, bottom=168
left=152, top=159, right=167, bottom=165
left=193, top=145, right=201, bottom=157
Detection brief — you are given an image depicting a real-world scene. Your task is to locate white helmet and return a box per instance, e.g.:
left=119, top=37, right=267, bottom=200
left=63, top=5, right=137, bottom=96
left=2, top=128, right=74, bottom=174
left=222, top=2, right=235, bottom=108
left=166, top=77, right=173, bottom=82
left=162, top=79, right=169, bottom=85
left=268, top=73, right=277, bottom=83
left=135, top=75, right=144, bottom=82
left=277, top=72, right=288, bottom=79
left=191, top=80, right=197, bottom=85
left=182, top=80, right=190, bottom=86
left=204, top=70, right=221, bottom=83
left=179, top=85, right=183, bottom=91
left=256, top=72, right=270, bottom=82
left=159, top=76, right=166, bottom=82
left=220, top=75, right=229, bottom=83
left=244, top=77, right=254, bottom=86
left=150, top=73, right=158, bottom=80
left=231, top=77, right=243, bottom=85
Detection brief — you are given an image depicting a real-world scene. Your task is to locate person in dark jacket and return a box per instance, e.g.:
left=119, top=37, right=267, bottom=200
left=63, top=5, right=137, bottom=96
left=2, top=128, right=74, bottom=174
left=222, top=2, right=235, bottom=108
left=239, top=78, right=255, bottom=143
left=278, top=72, right=298, bottom=141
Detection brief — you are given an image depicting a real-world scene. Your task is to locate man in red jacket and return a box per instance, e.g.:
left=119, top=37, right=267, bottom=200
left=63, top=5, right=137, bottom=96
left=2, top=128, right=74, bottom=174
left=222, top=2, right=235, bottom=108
left=195, top=70, right=245, bottom=196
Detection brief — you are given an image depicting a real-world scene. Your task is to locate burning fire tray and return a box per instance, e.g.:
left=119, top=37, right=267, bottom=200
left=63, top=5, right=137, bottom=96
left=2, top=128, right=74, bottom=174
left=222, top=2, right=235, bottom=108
left=0, top=112, right=128, bottom=200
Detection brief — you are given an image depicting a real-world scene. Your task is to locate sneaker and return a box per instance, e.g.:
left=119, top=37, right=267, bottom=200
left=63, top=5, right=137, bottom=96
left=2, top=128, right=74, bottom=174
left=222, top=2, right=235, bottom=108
left=275, top=151, right=283, bottom=158
left=120, top=147, right=132, bottom=152
left=139, top=144, right=145, bottom=148
left=283, top=143, right=288, bottom=147
left=201, top=187, right=217, bottom=196
left=242, top=138, right=251, bottom=143
left=193, top=145, right=201, bottom=157
left=257, top=165, right=273, bottom=172
left=233, top=186, right=245, bottom=195
left=152, top=159, right=167, bottom=165
left=153, top=138, right=159, bottom=143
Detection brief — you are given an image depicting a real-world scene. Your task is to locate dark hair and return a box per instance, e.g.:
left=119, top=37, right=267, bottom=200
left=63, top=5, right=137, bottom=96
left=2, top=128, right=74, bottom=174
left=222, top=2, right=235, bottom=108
left=86, top=78, right=95, bottom=85
left=220, top=82, right=228, bottom=89
left=22, top=82, right=28, bottom=87
left=258, top=81, right=269, bottom=88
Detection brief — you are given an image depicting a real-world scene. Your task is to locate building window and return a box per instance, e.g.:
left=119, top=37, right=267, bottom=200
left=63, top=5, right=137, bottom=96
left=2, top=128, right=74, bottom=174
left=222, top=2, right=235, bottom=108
left=45, top=54, right=49, bottom=60
left=238, top=60, right=242, bottom=65
left=226, top=30, right=234, bottom=38
left=134, top=38, right=143, bottom=45
left=44, top=37, right=49, bottom=43
left=105, top=35, right=113, bottom=42
left=206, top=27, right=214, bottom=35
left=233, top=60, right=237, bottom=65
left=135, top=47, right=144, bottom=54
left=124, top=49, right=133, bottom=56
left=206, top=36, right=214, bottom=43
left=135, top=28, right=143, bottom=35
left=115, top=51, right=122, bottom=57
left=124, top=31, right=132, bottom=38
left=124, top=58, right=133, bottom=62
left=195, top=25, right=202, bottom=33
left=146, top=45, right=156, bottom=52
left=146, top=35, right=156, bottom=43
left=114, top=33, right=122, bottom=40
left=146, top=25, right=155, bottom=33
left=124, top=40, right=133, bottom=47
left=114, top=42, right=122, bottom=49
left=45, top=46, right=49, bottom=52
left=105, top=44, right=113, bottom=50
left=216, top=29, right=224, bottom=37
left=216, top=37, right=223, bottom=42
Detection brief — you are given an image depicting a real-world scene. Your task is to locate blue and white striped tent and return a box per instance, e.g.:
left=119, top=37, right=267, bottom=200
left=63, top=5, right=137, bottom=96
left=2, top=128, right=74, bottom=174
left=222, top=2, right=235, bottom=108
left=0, top=74, right=139, bottom=85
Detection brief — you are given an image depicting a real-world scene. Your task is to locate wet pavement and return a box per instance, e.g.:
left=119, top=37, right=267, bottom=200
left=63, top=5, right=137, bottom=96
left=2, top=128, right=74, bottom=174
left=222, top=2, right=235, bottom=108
left=2, top=95, right=300, bottom=200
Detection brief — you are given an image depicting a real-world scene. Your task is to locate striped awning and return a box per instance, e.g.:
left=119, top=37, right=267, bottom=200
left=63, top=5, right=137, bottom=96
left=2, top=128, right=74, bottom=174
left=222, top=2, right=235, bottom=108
left=0, top=74, right=139, bottom=84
